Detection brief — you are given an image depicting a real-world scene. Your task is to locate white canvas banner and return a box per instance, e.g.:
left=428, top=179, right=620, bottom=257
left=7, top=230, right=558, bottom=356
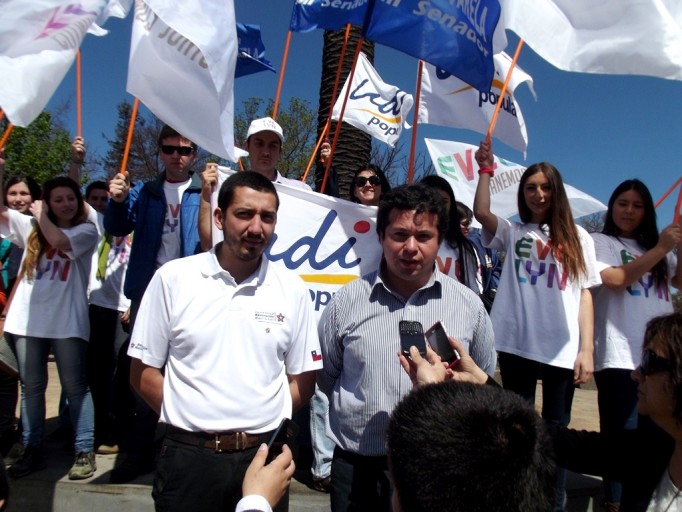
left=332, top=52, right=413, bottom=148
left=0, top=0, right=129, bottom=126
left=127, top=0, right=237, bottom=160
left=424, top=138, right=607, bottom=223
left=502, top=0, right=682, bottom=80
left=419, top=53, right=535, bottom=154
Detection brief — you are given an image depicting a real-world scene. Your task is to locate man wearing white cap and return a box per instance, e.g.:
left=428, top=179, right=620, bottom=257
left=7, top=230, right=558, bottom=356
left=244, top=117, right=312, bottom=191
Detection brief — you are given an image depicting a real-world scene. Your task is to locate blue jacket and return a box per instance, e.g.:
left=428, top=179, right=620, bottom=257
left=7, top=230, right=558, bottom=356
left=103, top=172, right=203, bottom=301
left=468, top=228, right=501, bottom=293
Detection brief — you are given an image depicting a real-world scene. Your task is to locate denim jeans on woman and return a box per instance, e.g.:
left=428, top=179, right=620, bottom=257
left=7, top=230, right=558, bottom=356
left=10, top=334, right=94, bottom=453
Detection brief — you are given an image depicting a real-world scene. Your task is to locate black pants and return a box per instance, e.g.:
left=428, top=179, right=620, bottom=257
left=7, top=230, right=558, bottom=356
left=330, top=447, right=391, bottom=512
left=153, top=437, right=289, bottom=512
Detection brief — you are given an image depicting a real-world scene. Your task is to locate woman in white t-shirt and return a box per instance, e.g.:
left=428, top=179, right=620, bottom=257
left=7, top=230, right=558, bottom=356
left=591, top=179, right=681, bottom=509
left=0, top=176, right=99, bottom=481
left=473, top=140, right=600, bottom=510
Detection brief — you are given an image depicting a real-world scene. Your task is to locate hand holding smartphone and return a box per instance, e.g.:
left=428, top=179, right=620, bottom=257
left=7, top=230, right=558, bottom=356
left=399, top=320, right=426, bottom=358
left=425, top=321, right=461, bottom=367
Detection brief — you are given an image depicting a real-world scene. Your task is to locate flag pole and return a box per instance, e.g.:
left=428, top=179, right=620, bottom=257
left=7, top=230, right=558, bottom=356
left=674, top=184, right=682, bottom=224
left=302, top=123, right=329, bottom=183
left=316, top=23, right=353, bottom=191
left=485, top=39, right=524, bottom=142
left=654, top=177, right=682, bottom=208
left=407, top=60, right=424, bottom=185
left=323, top=37, right=364, bottom=194
left=0, top=125, right=14, bottom=149
left=76, top=49, right=83, bottom=138
left=119, top=98, right=140, bottom=176
left=272, top=31, right=293, bottom=121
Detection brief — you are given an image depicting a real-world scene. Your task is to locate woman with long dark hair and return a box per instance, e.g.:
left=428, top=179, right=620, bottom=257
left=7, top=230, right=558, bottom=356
left=0, top=174, right=99, bottom=480
left=473, top=140, right=600, bottom=510
left=419, top=175, right=479, bottom=294
left=591, top=179, right=681, bottom=510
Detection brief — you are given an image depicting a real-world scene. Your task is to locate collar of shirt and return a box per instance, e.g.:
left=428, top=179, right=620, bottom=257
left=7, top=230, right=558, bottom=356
left=199, top=246, right=268, bottom=287
left=369, top=262, right=443, bottom=301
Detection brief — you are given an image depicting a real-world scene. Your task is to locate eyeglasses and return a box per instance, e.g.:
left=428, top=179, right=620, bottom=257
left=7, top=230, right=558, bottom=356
left=160, top=145, right=194, bottom=156
left=354, top=176, right=381, bottom=187
left=640, top=348, right=672, bottom=376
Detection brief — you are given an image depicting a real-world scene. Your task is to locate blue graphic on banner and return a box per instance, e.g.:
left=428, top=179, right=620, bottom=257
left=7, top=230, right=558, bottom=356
left=364, top=0, right=500, bottom=91
left=289, top=0, right=369, bottom=33
left=236, top=23, right=275, bottom=78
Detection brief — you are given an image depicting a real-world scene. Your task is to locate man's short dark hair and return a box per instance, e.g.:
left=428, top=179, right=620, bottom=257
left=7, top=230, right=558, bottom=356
left=387, top=382, right=556, bottom=512
left=158, top=124, right=198, bottom=150
left=376, top=184, right=447, bottom=241
left=85, top=180, right=107, bottom=199
left=217, top=172, right=279, bottom=212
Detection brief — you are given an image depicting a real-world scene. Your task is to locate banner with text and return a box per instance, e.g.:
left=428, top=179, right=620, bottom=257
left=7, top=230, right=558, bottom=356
left=419, top=53, right=535, bottom=154
left=290, top=0, right=369, bottom=33
left=424, top=138, right=607, bottom=220
left=364, top=0, right=502, bottom=91
left=128, top=0, right=237, bottom=161
left=332, top=52, right=413, bottom=147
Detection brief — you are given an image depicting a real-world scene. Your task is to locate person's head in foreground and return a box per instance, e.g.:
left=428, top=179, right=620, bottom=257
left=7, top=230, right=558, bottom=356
left=387, top=381, right=557, bottom=512
left=632, top=312, right=682, bottom=428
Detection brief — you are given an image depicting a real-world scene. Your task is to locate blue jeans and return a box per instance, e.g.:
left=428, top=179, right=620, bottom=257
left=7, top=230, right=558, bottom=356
left=594, top=369, right=638, bottom=504
left=499, top=352, right=575, bottom=511
left=11, top=335, right=94, bottom=453
left=310, top=384, right=334, bottom=480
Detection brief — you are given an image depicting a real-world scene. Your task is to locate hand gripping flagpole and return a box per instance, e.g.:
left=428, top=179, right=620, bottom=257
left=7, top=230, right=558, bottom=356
left=485, top=39, right=524, bottom=142
left=119, top=98, right=140, bottom=177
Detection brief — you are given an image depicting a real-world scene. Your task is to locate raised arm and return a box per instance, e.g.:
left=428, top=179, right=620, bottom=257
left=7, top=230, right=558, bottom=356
left=198, top=164, right=218, bottom=251
left=600, top=223, right=682, bottom=290
left=29, top=200, right=73, bottom=252
left=472, top=140, right=498, bottom=235
left=67, top=136, right=85, bottom=184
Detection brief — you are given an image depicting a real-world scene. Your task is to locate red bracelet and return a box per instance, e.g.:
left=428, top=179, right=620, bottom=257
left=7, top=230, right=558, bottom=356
left=478, top=167, right=494, bottom=177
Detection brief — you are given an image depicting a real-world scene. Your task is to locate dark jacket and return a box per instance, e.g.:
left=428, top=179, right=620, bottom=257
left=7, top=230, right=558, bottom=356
left=550, top=423, right=674, bottom=511
left=103, top=171, right=203, bottom=301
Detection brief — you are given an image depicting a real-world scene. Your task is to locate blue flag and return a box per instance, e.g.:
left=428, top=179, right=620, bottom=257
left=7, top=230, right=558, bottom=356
left=289, top=0, right=369, bottom=33
left=364, top=0, right=501, bottom=92
left=236, top=23, right=276, bottom=78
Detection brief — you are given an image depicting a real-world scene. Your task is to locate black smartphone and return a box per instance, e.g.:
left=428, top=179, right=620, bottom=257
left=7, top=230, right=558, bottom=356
left=399, top=320, right=426, bottom=357
left=266, top=418, right=299, bottom=464
left=425, top=321, right=461, bottom=366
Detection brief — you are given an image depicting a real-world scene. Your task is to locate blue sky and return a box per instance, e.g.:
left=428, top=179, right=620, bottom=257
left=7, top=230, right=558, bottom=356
left=46, top=1, right=682, bottom=225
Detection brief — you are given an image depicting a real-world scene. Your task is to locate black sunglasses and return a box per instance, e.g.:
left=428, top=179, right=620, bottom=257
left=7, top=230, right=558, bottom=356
left=354, top=176, right=381, bottom=187
left=160, top=145, right=194, bottom=156
left=640, top=348, right=672, bottom=376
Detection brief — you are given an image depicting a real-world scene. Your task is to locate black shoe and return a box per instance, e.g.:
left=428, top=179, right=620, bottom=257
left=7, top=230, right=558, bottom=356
left=8, top=447, right=46, bottom=479
left=109, top=458, right=153, bottom=484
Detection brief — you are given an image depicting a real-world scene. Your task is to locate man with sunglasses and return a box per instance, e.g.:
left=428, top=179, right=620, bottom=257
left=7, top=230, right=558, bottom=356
left=104, top=124, right=203, bottom=483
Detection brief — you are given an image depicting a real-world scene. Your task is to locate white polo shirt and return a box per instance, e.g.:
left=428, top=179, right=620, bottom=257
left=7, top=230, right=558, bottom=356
left=128, top=248, right=322, bottom=434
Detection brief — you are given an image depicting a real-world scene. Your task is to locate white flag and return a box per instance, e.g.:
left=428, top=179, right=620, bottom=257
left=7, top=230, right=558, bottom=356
left=127, top=0, right=237, bottom=161
left=502, top=0, right=682, bottom=80
left=419, top=54, right=534, bottom=154
left=332, top=53, right=413, bottom=148
left=0, top=0, right=130, bottom=127
left=424, top=138, right=607, bottom=222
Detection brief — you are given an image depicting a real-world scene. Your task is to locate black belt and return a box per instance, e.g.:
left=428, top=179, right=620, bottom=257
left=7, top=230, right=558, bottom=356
left=164, top=425, right=275, bottom=453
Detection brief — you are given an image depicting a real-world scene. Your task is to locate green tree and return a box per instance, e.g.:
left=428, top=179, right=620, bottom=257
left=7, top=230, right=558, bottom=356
left=101, top=101, right=224, bottom=184
left=0, top=112, right=73, bottom=184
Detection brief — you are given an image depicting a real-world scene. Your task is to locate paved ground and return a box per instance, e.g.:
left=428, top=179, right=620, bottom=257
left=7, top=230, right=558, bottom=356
left=5, top=362, right=605, bottom=511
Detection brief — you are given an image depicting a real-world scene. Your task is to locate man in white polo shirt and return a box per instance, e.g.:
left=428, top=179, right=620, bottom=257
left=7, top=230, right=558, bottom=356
left=128, top=172, right=321, bottom=512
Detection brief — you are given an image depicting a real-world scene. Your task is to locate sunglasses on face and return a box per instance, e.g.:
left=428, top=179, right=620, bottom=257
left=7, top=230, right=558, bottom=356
left=354, top=176, right=381, bottom=187
left=640, top=348, right=672, bottom=376
left=160, top=145, right=194, bottom=156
